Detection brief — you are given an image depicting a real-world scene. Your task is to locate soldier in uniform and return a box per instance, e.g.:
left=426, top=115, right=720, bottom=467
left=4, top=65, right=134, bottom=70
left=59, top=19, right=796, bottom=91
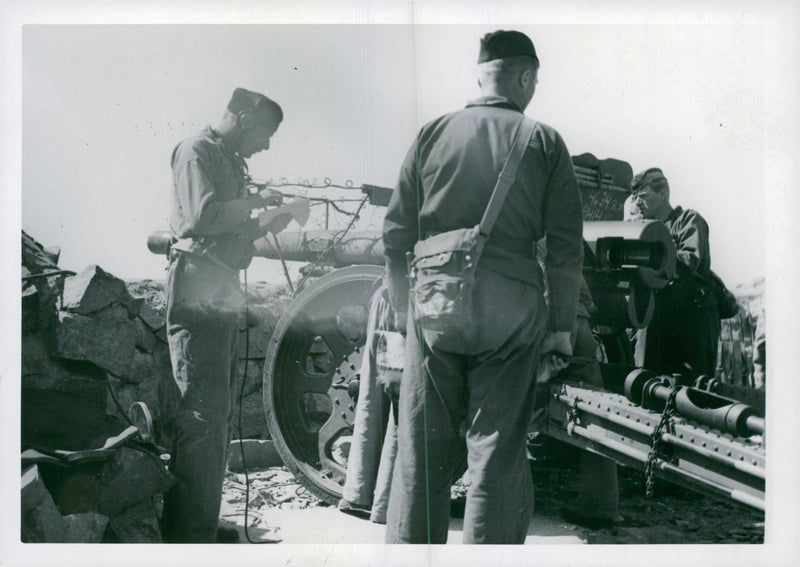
left=630, top=167, right=721, bottom=380
left=382, top=30, right=584, bottom=544
left=161, top=88, right=290, bottom=542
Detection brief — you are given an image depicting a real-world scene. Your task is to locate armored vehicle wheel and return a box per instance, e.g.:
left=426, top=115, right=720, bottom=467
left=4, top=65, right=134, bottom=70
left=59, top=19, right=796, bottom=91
left=263, top=265, right=384, bottom=505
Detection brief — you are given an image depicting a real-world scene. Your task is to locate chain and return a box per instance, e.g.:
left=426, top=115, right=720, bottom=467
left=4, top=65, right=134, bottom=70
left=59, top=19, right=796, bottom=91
left=644, top=385, right=679, bottom=498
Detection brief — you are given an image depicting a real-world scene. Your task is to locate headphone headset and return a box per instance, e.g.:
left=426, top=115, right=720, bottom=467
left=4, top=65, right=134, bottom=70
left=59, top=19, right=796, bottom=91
left=238, top=111, right=257, bottom=130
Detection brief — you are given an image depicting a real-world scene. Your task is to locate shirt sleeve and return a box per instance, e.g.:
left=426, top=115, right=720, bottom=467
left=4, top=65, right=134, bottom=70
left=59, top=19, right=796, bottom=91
left=671, top=209, right=711, bottom=279
left=542, top=132, right=584, bottom=332
left=172, top=141, right=252, bottom=236
left=382, top=138, right=423, bottom=315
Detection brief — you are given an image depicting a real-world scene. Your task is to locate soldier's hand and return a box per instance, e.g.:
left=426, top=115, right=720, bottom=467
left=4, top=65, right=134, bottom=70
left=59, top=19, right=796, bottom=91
left=537, top=331, right=573, bottom=382
left=257, top=188, right=283, bottom=207
left=265, top=213, right=292, bottom=235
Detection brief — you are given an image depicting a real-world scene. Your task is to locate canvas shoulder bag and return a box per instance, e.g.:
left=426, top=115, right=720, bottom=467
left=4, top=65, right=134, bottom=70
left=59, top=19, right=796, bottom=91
left=408, top=117, right=537, bottom=334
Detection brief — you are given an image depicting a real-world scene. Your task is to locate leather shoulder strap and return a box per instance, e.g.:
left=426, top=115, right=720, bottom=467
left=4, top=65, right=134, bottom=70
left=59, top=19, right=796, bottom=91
left=479, top=117, right=537, bottom=235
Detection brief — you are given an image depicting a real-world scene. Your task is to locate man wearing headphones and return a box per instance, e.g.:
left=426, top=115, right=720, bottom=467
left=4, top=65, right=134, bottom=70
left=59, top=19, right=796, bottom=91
left=160, top=88, right=289, bottom=542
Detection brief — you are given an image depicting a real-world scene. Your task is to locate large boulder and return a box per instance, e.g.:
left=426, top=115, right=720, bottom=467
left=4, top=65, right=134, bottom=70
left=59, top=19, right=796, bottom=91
left=62, top=265, right=133, bottom=316
left=55, top=308, right=153, bottom=382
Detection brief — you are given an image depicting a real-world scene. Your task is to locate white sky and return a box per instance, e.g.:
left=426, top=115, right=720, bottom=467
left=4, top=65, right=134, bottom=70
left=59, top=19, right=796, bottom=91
left=12, top=12, right=794, bottom=289
left=3, top=3, right=800, bottom=567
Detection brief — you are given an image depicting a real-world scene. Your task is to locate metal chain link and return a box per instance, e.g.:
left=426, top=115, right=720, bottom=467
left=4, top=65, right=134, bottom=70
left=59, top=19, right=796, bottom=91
left=644, top=386, right=679, bottom=498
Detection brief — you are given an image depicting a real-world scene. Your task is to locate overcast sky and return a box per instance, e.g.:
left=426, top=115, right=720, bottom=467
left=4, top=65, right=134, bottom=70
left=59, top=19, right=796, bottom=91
left=12, top=11, right=797, bottom=289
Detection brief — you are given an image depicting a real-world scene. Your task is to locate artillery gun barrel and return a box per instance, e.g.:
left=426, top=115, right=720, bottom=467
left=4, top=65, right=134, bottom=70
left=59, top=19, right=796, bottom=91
left=253, top=230, right=385, bottom=266
left=145, top=229, right=386, bottom=266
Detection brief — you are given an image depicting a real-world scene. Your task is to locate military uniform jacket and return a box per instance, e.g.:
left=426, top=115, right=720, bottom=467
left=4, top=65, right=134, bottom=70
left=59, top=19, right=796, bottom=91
left=661, top=205, right=718, bottom=308
left=383, top=96, right=584, bottom=332
left=170, top=126, right=254, bottom=269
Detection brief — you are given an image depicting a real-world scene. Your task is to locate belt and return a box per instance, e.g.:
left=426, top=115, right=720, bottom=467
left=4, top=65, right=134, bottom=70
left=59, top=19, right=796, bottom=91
left=170, top=237, right=239, bottom=275
left=422, top=230, right=540, bottom=286
left=485, top=235, right=535, bottom=257
left=481, top=244, right=543, bottom=288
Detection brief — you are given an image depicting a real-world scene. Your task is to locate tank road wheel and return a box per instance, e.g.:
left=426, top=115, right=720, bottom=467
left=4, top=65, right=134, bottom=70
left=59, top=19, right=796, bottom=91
left=263, top=265, right=384, bottom=504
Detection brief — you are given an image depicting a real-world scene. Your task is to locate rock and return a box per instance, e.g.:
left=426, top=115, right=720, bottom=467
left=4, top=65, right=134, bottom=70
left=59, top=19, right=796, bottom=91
left=138, top=302, right=164, bottom=330
left=62, top=265, right=129, bottom=315
left=22, top=230, right=60, bottom=273
left=104, top=372, right=161, bottom=436
left=21, top=389, right=114, bottom=451
left=62, top=513, right=109, bottom=543
left=22, top=333, right=107, bottom=394
left=236, top=360, right=264, bottom=397
left=21, top=465, right=66, bottom=543
left=238, top=304, right=277, bottom=360
left=55, top=310, right=153, bottom=382
left=155, top=326, right=167, bottom=343
left=231, top=389, right=269, bottom=440
left=134, top=317, right=157, bottom=353
left=228, top=439, right=284, bottom=473
left=107, top=499, right=163, bottom=543
left=44, top=467, right=104, bottom=515
left=22, top=268, right=40, bottom=335
left=126, top=279, right=166, bottom=330
left=98, top=447, right=176, bottom=518
left=43, top=245, right=61, bottom=265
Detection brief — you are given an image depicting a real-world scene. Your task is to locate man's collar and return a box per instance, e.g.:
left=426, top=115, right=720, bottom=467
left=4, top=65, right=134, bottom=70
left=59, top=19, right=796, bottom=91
left=665, top=205, right=682, bottom=224
left=465, top=95, right=523, bottom=112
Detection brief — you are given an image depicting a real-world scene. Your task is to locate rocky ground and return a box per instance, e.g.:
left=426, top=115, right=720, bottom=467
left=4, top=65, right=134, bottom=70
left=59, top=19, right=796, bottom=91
left=219, top=451, right=764, bottom=545
left=528, top=457, right=764, bottom=544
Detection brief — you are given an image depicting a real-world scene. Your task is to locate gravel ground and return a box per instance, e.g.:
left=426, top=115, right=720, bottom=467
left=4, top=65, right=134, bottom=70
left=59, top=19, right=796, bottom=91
left=221, top=451, right=764, bottom=545
left=528, top=455, right=765, bottom=544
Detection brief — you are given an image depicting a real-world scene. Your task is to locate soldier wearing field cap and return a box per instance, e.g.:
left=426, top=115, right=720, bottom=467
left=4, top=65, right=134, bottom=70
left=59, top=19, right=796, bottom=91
left=630, top=167, right=721, bottom=380
left=383, top=30, right=583, bottom=543
left=160, top=88, right=290, bottom=542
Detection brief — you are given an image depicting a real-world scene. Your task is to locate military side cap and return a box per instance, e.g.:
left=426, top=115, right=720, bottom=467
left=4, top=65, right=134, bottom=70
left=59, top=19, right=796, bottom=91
left=478, top=30, right=539, bottom=64
left=631, top=167, right=669, bottom=193
left=227, top=87, right=283, bottom=126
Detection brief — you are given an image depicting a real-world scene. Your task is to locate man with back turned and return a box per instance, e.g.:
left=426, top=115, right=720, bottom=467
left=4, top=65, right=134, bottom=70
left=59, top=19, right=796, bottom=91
left=382, top=30, right=584, bottom=544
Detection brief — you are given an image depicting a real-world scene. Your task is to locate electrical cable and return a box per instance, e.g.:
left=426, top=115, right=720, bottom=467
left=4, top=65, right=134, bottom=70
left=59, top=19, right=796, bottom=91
left=270, top=232, right=295, bottom=294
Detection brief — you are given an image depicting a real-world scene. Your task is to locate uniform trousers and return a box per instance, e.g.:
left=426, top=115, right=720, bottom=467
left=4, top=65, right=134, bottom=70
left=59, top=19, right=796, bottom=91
left=635, top=280, right=721, bottom=381
left=341, top=288, right=394, bottom=513
left=160, top=253, right=242, bottom=542
left=386, top=269, right=546, bottom=544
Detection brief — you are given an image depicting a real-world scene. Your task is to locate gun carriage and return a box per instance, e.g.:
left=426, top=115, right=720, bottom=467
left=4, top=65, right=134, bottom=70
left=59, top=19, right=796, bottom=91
left=148, top=155, right=765, bottom=512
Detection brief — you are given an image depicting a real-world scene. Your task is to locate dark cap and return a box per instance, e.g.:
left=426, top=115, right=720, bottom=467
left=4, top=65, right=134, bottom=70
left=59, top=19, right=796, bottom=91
left=227, top=88, right=283, bottom=127
left=478, top=30, right=539, bottom=65
left=631, top=167, right=669, bottom=193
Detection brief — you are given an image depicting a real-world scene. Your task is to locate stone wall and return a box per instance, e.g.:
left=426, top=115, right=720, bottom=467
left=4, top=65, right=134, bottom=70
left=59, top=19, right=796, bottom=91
left=20, top=230, right=292, bottom=542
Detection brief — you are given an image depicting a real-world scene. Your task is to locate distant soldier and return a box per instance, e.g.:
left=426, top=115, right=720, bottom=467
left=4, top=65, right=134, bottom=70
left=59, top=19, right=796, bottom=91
left=630, top=167, right=721, bottom=380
